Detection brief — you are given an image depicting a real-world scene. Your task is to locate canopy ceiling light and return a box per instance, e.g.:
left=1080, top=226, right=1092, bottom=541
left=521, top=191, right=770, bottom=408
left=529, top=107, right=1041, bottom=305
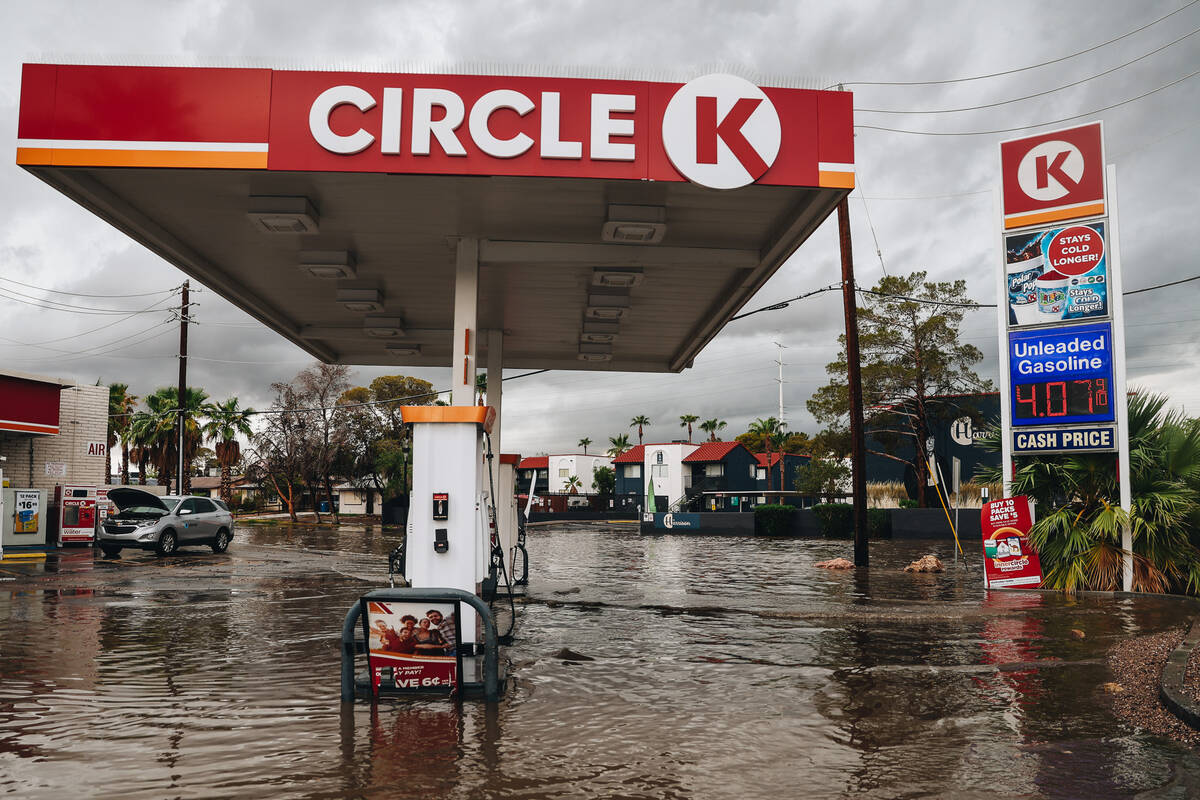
left=586, top=286, right=630, bottom=308
left=581, top=319, right=619, bottom=343
left=601, top=204, right=666, bottom=244
left=592, top=267, right=643, bottom=289
left=385, top=343, right=422, bottom=356
left=363, top=316, right=405, bottom=338
left=247, top=196, right=319, bottom=234
left=299, top=250, right=357, bottom=279
left=577, top=342, right=613, bottom=362
left=584, top=306, right=627, bottom=321
left=336, top=287, right=384, bottom=313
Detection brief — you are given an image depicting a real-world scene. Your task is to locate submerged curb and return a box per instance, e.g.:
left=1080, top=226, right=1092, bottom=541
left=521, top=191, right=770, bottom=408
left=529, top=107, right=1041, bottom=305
left=1159, top=616, right=1200, bottom=731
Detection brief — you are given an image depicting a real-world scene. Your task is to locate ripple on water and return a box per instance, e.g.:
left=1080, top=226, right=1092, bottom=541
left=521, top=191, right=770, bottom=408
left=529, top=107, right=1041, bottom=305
left=0, top=523, right=1196, bottom=799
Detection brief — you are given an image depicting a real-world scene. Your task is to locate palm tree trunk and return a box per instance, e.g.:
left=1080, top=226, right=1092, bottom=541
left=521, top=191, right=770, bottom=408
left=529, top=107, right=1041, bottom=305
left=221, top=463, right=232, bottom=505
left=121, top=445, right=130, bottom=486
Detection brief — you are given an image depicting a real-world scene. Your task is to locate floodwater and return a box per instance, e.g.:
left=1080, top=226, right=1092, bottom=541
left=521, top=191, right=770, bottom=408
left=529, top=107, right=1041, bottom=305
left=1, top=521, right=1198, bottom=799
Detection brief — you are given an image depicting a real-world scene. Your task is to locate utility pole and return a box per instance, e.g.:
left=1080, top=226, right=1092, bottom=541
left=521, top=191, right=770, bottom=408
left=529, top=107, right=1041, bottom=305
left=773, top=340, right=787, bottom=425
left=176, top=280, right=189, bottom=496
left=838, top=199, right=868, bottom=568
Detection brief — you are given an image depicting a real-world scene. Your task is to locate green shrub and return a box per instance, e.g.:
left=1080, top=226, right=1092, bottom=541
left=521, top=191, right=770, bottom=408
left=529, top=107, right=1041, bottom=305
left=898, top=498, right=919, bottom=509
left=813, top=503, right=854, bottom=538
left=867, top=508, right=892, bottom=539
left=754, top=504, right=796, bottom=536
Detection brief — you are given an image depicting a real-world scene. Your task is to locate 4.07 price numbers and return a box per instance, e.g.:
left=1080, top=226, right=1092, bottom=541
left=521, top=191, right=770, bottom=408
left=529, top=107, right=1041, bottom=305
left=1014, top=378, right=1109, bottom=419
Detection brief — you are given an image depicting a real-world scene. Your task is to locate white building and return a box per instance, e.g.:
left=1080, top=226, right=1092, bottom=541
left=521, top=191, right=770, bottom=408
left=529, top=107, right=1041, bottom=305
left=642, top=442, right=699, bottom=508
left=546, top=453, right=612, bottom=493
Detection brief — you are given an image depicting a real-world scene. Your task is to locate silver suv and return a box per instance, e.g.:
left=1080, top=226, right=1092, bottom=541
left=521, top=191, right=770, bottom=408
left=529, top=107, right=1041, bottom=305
left=100, top=488, right=234, bottom=557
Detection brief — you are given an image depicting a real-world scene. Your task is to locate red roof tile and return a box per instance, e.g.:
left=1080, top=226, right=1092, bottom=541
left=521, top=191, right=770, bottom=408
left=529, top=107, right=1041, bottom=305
left=612, top=445, right=646, bottom=464
left=682, top=441, right=744, bottom=462
left=518, top=456, right=547, bottom=469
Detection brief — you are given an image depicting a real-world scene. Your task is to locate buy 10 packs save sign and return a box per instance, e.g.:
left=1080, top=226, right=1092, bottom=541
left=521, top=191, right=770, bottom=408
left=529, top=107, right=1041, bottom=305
left=1005, top=220, right=1108, bottom=328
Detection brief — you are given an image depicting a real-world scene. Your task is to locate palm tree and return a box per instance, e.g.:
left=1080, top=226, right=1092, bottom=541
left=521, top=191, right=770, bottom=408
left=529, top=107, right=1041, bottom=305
left=566, top=475, right=583, bottom=494
left=127, top=409, right=154, bottom=486
left=630, top=415, right=651, bottom=446
left=679, top=414, right=699, bottom=443
left=700, top=418, right=727, bottom=442
left=749, top=417, right=786, bottom=492
left=578, top=437, right=592, bottom=454
left=107, top=383, right=137, bottom=484
left=989, top=392, right=1200, bottom=595
left=135, top=387, right=210, bottom=492
left=475, top=373, right=487, bottom=405
left=607, top=433, right=631, bottom=459
left=202, top=397, right=255, bottom=506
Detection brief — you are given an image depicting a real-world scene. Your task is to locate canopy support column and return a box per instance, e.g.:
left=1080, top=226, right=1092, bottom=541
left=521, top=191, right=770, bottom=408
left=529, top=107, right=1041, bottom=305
left=452, top=237, right=479, bottom=405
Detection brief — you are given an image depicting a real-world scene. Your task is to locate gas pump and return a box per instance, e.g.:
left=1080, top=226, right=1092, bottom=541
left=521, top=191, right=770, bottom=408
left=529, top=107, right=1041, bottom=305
left=400, top=405, right=497, bottom=655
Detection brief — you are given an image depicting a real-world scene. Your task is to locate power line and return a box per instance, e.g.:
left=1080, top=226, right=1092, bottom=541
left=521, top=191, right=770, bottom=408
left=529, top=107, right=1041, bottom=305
left=830, top=1, right=1199, bottom=88
left=0, top=285, right=175, bottom=315
left=1124, top=273, right=1200, bottom=295
left=856, top=26, right=1199, bottom=114
left=0, top=275, right=179, bottom=298
left=0, top=318, right=175, bottom=358
left=856, top=68, right=1199, bottom=136
left=0, top=293, right=179, bottom=346
left=730, top=283, right=842, bottom=321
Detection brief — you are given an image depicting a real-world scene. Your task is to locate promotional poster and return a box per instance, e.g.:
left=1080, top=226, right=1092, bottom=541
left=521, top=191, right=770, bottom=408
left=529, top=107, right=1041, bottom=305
left=14, top=490, right=39, bottom=533
left=1005, top=221, right=1108, bottom=328
left=362, top=600, right=459, bottom=694
left=980, top=496, right=1044, bottom=589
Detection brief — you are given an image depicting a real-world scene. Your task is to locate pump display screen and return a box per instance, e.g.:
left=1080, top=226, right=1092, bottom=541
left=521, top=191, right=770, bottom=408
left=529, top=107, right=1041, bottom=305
left=1013, top=379, right=1110, bottom=421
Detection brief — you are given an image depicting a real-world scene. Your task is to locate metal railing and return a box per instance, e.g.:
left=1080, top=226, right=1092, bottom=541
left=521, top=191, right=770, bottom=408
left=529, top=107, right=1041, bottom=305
left=341, top=587, right=501, bottom=703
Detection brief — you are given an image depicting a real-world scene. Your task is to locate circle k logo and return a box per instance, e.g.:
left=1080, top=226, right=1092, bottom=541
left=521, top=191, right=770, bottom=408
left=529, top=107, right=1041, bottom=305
left=662, top=74, right=781, bottom=190
left=1016, top=140, right=1085, bottom=202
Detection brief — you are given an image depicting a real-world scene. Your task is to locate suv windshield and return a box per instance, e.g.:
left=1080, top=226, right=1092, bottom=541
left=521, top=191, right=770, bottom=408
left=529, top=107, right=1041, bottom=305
left=114, top=505, right=167, bottom=516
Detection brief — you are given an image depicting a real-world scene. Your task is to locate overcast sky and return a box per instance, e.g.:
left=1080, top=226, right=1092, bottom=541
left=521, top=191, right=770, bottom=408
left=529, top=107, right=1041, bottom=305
left=1, top=1, right=1197, bottom=456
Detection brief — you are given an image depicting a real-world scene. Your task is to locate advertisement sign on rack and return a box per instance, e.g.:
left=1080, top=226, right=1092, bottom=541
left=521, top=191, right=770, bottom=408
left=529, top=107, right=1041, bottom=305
left=981, top=496, right=1043, bottom=589
left=361, top=599, right=460, bottom=694
left=14, top=490, right=40, bottom=533
left=1005, top=221, right=1107, bottom=327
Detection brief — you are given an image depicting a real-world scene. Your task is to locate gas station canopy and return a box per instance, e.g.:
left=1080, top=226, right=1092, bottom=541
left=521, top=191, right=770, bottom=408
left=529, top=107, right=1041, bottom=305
left=17, top=65, right=853, bottom=372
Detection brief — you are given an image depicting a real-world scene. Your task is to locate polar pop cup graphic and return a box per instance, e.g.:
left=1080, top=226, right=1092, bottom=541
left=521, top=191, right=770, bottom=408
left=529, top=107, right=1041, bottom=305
left=661, top=74, right=781, bottom=190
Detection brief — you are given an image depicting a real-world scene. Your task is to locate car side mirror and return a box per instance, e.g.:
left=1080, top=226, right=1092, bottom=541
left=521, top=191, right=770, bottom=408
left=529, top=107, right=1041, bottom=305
left=178, top=508, right=192, bottom=516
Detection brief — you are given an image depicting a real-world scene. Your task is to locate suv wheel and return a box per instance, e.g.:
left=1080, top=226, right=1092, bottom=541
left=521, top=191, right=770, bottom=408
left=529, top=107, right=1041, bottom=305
left=156, top=529, right=178, bottom=557
left=211, top=528, right=231, bottom=553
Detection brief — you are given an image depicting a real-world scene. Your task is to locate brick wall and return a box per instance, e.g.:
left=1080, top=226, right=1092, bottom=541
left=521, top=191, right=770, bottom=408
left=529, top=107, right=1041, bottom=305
left=0, top=384, right=109, bottom=492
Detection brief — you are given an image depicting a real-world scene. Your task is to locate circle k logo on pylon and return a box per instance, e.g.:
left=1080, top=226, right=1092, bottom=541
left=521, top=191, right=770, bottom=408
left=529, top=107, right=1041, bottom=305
left=662, top=74, right=781, bottom=190
left=1016, top=140, right=1085, bottom=202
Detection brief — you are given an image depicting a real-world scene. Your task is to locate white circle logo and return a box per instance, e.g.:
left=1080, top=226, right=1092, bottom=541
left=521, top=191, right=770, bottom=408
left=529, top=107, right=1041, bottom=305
left=1017, top=140, right=1085, bottom=202
left=950, top=417, right=974, bottom=447
left=662, top=74, right=781, bottom=190
left=663, top=513, right=675, bottom=529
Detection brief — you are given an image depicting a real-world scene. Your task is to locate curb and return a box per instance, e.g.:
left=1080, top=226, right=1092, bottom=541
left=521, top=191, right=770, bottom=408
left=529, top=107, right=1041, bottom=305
left=1159, top=616, right=1200, bottom=731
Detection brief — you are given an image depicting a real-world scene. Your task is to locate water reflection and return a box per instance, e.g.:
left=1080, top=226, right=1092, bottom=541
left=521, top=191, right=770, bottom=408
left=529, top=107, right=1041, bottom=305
left=0, top=523, right=1196, bottom=798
